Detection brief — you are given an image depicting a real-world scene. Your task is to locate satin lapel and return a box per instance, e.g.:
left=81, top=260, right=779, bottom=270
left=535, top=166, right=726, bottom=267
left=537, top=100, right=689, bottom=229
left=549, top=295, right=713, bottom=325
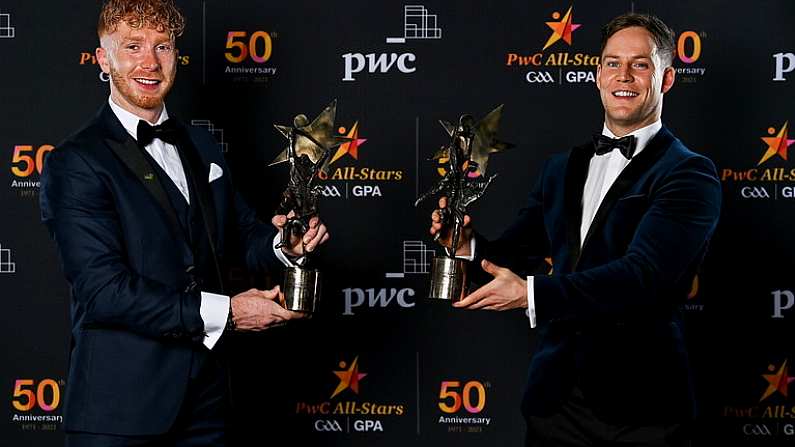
left=563, top=143, right=594, bottom=272
left=579, top=127, right=675, bottom=255
left=175, top=124, right=219, bottom=247
left=105, top=138, right=187, bottom=244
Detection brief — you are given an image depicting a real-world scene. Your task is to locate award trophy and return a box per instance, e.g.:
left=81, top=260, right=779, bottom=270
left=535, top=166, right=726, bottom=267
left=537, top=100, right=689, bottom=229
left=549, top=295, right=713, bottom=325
left=269, top=100, right=348, bottom=313
left=415, top=105, right=512, bottom=301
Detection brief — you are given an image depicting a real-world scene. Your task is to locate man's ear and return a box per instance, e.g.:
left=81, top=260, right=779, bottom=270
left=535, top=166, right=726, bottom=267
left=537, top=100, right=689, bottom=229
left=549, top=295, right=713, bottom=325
left=96, top=46, right=110, bottom=74
left=661, top=66, right=675, bottom=93
left=595, top=63, right=602, bottom=91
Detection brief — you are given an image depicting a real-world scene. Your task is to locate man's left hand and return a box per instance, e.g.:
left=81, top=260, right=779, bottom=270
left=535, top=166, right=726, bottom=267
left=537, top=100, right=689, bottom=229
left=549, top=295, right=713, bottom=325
left=454, top=259, right=528, bottom=310
left=272, top=213, right=330, bottom=258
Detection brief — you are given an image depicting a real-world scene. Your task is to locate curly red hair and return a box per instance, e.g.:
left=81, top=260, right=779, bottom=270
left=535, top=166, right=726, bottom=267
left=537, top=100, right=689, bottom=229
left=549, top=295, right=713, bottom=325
left=97, top=0, right=185, bottom=38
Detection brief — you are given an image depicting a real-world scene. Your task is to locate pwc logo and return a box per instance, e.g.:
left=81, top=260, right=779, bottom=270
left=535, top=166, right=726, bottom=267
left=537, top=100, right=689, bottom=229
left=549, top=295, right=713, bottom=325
left=504, top=5, right=599, bottom=86
left=720, top=121, right=795, bottom=200
left=342, top=4, right=441, bottom=81
left=773, top=52, right=794, bottom=81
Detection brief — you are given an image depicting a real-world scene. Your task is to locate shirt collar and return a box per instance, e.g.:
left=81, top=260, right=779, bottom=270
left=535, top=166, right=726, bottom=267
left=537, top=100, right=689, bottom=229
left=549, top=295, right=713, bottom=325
left=601, top=120, right=662, bottom=158
left=108, top=96, right=169, bottom=141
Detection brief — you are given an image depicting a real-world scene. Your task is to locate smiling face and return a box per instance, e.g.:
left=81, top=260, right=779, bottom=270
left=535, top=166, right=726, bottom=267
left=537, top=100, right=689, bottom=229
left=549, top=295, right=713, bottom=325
left=96, top=20, right=177, bottom=123
left=596, top=26, right=675, bottom=136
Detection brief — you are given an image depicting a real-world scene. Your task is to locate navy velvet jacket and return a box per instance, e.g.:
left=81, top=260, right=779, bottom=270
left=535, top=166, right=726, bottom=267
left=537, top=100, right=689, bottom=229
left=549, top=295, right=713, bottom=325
left=475, top=126, right=722, bottom=423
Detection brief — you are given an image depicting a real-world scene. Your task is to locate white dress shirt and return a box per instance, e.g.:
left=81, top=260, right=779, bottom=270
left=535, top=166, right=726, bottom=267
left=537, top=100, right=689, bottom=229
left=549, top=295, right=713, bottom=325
left=524, top=120, right=663, bottom=328
left=108, top=97, right=292, bottom=349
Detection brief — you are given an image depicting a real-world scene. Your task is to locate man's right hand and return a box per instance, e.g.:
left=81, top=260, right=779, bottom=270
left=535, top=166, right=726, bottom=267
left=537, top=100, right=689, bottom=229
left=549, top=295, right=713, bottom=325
left=429, top=196, right=473, bottom=257
left=230, top=286, right=305, bottom=331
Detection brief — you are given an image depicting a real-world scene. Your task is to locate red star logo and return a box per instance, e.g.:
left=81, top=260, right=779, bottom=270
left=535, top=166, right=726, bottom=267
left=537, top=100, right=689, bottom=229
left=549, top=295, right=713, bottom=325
left=543, top=6, right=581, bottom=51
left=331, top=122, right=367, bottom=164
left=331, top=356, right=367, bottom=399
left=758, top=122, right=795, bottom=165
left=760, top=360, right=795, bottom=402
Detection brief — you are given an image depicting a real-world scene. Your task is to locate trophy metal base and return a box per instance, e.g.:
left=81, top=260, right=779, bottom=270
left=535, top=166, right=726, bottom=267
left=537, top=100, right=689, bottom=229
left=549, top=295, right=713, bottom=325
left=283, top=266, right=321, bottom=313
left=428, top=257, right=467, bottom=302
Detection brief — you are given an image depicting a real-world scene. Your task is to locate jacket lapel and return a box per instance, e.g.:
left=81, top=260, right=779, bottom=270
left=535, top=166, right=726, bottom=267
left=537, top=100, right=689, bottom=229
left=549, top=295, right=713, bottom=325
left=563, top=142, right=594, bottom=272
left=579, top=126, right=675, bottom=257
left=98, top=104, right=188, bottom=246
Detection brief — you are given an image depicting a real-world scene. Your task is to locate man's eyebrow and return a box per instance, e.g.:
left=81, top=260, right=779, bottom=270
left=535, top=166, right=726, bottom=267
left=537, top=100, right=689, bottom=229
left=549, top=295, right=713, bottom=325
left=602, top=54, right=651, bottom=59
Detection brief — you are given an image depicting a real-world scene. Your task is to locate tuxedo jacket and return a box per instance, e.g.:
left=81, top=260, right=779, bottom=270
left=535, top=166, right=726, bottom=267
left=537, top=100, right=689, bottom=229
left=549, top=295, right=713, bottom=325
left=475, top=126, right=721, bottom=424
left=40, top=104, right=280, bottom=435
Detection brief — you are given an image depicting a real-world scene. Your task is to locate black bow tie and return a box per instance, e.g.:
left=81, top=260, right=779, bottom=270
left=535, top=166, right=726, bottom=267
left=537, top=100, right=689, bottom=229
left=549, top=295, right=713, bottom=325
left=137, top=119, right=181, bottom=147
left=592, top=134, right=637, bottom=160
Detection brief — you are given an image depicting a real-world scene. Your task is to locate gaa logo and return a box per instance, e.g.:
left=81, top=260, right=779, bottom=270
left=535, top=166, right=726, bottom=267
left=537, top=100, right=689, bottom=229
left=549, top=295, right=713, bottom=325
left=320, top=185, right=342, bottom=197
left=743, top=423, right=773, bottom=436
left=740, top=186, right=770, bottom=199
left=314, top=419, right=343, bottom=432
left=525, top=71, right=555, bottom=83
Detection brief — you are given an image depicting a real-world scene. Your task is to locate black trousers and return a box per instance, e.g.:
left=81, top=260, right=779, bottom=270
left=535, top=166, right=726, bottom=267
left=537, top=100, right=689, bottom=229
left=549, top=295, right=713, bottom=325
left=525, top=387, right=691, bottom=447
left=65, top=348, right=227, bottom=447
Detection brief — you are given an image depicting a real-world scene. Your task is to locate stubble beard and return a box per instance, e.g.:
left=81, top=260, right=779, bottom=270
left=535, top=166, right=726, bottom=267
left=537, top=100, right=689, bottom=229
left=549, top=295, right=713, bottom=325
left=109, top=65, right=173, bottom=111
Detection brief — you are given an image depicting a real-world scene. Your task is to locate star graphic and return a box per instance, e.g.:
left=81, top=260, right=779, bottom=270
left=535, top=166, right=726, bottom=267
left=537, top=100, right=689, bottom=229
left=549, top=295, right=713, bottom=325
left=330, top=356, right=367, bottom=399
left=330, top=121, right=367, bottom=164
left=543, top=6, right=581, bottom=51
left=758, top=121, right=795, bottom=166
left=760, top=359, right=795, bottom=402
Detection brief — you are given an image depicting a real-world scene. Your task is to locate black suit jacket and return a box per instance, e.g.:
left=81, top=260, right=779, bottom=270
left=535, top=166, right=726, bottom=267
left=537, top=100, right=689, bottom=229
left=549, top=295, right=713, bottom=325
left=475, top=126, right=722, bottom=424
left=40, top=104, right=281, bottom=435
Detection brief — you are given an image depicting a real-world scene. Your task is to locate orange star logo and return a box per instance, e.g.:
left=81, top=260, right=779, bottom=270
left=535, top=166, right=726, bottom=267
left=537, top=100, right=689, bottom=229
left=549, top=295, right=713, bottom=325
left=542, top=6, right=581, bottom=51
left=331, top=356, right=367, bottom=399
left=330, top=122, right=367, bottom=164
left=758, top=121, right=795, bottom=166
left=760, top=360, right=795, bottom=402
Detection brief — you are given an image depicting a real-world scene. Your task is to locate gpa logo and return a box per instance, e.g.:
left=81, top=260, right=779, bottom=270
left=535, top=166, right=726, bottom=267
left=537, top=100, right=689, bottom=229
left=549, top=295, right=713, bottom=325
left=342, top=5, right=441, bottom=81
left=774, top=53, right=794, bottom=81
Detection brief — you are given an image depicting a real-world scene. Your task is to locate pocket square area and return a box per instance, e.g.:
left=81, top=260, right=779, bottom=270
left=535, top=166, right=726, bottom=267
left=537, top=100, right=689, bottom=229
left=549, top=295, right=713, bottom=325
left=208, top=163, right=224, bottom=183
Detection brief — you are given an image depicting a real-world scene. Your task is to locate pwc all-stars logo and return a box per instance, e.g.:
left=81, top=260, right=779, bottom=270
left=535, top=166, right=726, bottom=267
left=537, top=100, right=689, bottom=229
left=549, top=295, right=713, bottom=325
left=342, top=4, right=441, bottom=81
left=720, top=121, right=795, bottom=200
left=505, top=5, right=599, bottom=86
left=295, top=356, right=407, bottom=434
left=316, top=121, right=405, bottom=199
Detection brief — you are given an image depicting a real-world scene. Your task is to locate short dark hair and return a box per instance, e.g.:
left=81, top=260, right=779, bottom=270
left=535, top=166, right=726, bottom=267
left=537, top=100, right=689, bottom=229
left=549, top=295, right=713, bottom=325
left=98, top=0, right=185, bottom=39
left=600, top=13, right=675, bottom=67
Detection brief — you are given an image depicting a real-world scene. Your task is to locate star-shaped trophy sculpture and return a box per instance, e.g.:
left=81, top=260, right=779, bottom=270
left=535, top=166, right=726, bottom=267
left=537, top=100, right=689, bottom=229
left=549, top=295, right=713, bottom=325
left=415, top=104, right=513, bottom=301
left=269, top=100, right=349, bottom=313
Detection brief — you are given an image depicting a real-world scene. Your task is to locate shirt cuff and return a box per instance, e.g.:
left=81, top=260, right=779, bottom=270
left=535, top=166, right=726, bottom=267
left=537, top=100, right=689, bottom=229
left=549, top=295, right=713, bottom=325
left=200, top=291, right=230, bottom=349
left=455, top=237, right=476, bottom=261
left=524, top=276, right=537, bottom=329
left=272, top=231, right=297, bottom=267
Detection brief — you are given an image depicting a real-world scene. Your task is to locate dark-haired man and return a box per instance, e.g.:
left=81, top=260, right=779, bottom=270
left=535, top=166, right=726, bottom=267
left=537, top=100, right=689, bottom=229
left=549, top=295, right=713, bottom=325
left=40, top=1, right=326, bottom=445
left=431, top=13, right=720, bottom=446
